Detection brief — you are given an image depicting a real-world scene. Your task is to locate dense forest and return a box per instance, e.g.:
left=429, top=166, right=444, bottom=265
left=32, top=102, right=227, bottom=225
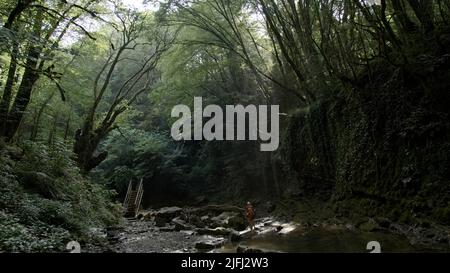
left=0, top=0, right=449, bottom=252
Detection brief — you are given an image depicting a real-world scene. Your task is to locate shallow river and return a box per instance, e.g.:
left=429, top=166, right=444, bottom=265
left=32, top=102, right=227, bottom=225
left=220, top=229, right=448, bottom=253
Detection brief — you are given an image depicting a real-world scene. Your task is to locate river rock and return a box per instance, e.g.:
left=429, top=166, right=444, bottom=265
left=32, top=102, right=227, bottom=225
left=257, top=226, right=278, bottom=235
left=154, top=207, right=183, bottom=226
left=195, top=236, right=225, bottom=250
left=197, top=227, right=234, bottom=236
left=137, top=211, right=153, bottom=221
left=189, top=215, right=207, bottom=228
left=260, top=217, right=274, bottom=226
left=172, top=217, right=193, bottom=231
left=278, top=223, right=297, bottom=234
left=229, top=231, right=242, bottom=242
left=237, top=229, right=257, bottom=240
left=210, top=212, right=234, bottom=227
left=210, top=212, right=247, bottom=231
left=155, top=206, right=183, bottom=218
left=155, top=215, right=168, bottom=227
left=226, top=214, right=247, bottom=231
left=180, top=230, right=197, bottom=236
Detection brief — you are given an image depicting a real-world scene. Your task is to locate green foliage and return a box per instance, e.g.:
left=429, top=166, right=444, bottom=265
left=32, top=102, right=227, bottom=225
left=0, top=211, right=70, bottom=253
left=0, top=141, right=121, bottom=252
left=1, top=1, right=450, bottom=250
left=95, top=128, right=187, bottom=196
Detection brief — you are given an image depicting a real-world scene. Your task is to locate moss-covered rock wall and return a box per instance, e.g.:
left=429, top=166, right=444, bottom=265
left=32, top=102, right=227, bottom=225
left=279, top=55, right=450, bottom=225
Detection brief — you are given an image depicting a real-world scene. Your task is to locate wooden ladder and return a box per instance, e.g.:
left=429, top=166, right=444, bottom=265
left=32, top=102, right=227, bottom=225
left=123, top=178, right=144, bottom=218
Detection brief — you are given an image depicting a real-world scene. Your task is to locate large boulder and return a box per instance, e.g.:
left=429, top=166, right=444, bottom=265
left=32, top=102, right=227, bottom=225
left=154, top=207, right=183, bottom=226
left=210, top=212, right=247, bottom=231
left=210, top=212, right=233, bottom=227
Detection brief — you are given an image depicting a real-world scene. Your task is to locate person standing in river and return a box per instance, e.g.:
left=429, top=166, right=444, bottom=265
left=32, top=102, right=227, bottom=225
left=245, top=201, right=255, bottom=231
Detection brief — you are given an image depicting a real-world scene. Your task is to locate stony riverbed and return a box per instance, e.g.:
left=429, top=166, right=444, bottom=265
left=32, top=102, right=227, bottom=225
left=84, top=206, right=450, bottom=253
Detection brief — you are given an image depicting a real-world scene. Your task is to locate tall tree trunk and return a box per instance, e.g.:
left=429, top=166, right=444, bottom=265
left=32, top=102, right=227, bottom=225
left=391, top=0, right=418, bottom=33
left=4, top=10, right=43, bottom=141
left=74, top=126, right=109, bottom=174
left=407, top=0, right=435, bottom=32
left=5, top=46, right=40, bottom=140
left=0, top=38, right=19, bottom=136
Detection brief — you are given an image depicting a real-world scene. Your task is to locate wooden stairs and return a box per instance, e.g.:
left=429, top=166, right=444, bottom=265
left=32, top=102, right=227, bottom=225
left=123, top=178, right=144, bottom=218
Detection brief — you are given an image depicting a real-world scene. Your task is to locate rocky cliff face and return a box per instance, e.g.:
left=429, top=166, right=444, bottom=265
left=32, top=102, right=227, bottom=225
left=278, top=54, right=450, bottom=225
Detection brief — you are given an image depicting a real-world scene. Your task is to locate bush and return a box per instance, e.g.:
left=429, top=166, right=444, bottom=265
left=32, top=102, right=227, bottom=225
left=0, top=140, right=121, bottom=252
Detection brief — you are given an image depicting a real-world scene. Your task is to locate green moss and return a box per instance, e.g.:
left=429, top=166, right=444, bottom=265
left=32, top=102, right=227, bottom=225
left=278, top=56, right=450, bottom=226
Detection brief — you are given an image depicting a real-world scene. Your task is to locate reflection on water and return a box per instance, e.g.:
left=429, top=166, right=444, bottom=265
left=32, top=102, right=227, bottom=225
left=221, top=229, right=449, bottom=253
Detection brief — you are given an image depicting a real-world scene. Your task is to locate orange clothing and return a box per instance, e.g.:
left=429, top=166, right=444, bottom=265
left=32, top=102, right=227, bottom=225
left=245, top=204, right=255, bottom=221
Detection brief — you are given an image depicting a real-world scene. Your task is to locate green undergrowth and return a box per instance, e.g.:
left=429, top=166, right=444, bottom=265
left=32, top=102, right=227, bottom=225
left=0, top=140, right=122, bottom=252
